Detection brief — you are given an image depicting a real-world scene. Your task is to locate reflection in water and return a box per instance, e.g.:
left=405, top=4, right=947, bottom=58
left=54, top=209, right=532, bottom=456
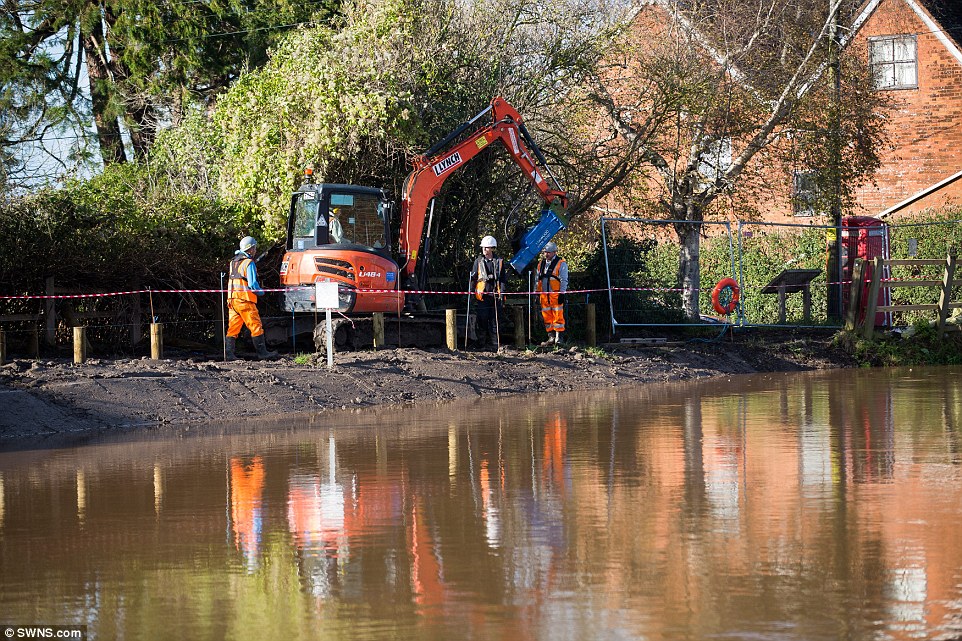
left=1, top=366, right=962, bottom=640
left=229, top=456, right=264, bottom=572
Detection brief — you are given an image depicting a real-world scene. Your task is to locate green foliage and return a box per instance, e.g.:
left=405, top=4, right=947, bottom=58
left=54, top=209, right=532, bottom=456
left=837, top=322, right=962, bottom=367
left=0, top=162, right=264, bottom=294
left=152, top=0, right=621, bottom=270
left=884, top=208, right=962, bottom=325
left=583, top=345, right=610, bottom=359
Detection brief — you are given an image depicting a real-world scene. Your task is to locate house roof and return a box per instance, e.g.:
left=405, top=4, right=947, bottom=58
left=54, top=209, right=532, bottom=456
left=917, top=0, right=962, bottom=50
left=849, top=0, right=962, bottom=67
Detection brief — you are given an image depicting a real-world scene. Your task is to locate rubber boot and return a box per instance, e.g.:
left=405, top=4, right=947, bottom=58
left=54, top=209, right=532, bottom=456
left=252, top=334, right=279, bottom=360
left=554, top=331, right=564, bottom=345
left=225, top=336, right=239, bottom=361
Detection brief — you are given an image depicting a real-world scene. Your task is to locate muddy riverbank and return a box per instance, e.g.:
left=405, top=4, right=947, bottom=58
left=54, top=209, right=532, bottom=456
left=0, top=329, right=857, bottom=447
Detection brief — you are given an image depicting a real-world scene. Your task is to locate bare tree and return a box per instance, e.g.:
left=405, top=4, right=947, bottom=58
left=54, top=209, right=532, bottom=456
left=587, top=0, right=888, bottom=318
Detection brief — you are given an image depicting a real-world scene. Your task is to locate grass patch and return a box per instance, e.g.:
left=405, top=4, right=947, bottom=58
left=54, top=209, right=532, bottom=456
left=584, top=346, right=611, bottom=359
left=293, top=353, right=314, bottom=365
left=835, top=322, right=962, bottom=367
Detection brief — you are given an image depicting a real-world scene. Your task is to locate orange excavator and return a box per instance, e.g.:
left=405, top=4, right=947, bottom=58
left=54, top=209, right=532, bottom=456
left=277, top=96, right=569, bottom=349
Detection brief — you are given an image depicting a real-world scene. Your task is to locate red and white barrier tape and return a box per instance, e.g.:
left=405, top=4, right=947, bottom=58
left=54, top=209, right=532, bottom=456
left=0, top=281, right=865, bottom=300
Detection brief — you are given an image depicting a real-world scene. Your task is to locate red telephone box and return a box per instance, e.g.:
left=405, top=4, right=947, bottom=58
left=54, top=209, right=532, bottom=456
left=839, top=216, right=891, bottom=328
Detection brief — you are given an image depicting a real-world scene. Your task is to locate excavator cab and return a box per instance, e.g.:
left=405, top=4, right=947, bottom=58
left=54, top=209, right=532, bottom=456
left=286, top=183, right=392, bottom=252
left=280, top=182, right=401, bottom=315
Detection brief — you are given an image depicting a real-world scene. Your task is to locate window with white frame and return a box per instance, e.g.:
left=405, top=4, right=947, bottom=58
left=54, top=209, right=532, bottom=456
left=869, top=35, right=917, bottom=90
left=792, top=171, right=818, bottom=217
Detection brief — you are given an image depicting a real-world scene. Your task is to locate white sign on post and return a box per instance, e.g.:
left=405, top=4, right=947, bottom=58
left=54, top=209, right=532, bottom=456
left=315, top=282, right=340, bottom=369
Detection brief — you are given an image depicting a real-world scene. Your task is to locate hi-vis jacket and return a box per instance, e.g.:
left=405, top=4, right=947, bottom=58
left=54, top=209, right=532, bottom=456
left=228, top=251, right=263, bottom=303
left=471, top=256, right=507, bottom=302
left=536, top=255, right=568, bottom=294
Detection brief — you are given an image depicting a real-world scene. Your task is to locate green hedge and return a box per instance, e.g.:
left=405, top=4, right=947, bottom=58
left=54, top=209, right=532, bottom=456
left=0, top=163, right=264, bottom=296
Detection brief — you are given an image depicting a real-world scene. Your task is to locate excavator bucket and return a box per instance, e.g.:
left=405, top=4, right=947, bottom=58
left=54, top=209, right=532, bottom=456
left=508, top=207, right=568, bottom=273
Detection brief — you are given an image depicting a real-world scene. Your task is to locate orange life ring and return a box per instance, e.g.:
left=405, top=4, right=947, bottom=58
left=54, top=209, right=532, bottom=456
left=711, top=277, right=740, bottom=315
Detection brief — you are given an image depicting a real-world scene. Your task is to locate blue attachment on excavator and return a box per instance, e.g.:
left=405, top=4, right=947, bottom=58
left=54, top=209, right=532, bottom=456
left=509, top=207, right=568, bottom=273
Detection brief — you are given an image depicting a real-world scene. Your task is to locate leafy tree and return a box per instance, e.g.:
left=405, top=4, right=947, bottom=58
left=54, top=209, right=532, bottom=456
left=587, top=0, right=890, bottom=319
left=152, top=0, right=629, bottom=277
left=0, top=0, right=338, bottom=179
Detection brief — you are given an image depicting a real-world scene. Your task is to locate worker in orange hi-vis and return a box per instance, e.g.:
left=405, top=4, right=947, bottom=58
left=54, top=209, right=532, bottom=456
left=226, top=236, right=278, bottom=360
left=535, top=241, right=568, bottom=346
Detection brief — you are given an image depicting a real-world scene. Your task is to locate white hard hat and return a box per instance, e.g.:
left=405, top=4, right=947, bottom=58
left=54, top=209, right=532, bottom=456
left=543, top=241, right=558, bottom=253
left=240, top=236, right=258, bottom=252
left=480, top=235, right=497, bottom=248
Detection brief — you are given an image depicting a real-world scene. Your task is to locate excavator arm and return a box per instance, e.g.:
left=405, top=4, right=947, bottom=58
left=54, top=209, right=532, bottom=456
left=397, top=96, right=569, bottom=284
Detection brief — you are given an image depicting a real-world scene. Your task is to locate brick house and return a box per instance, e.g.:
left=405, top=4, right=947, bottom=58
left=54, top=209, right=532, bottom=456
left=607, top=0, right=962, bottom=223
left=848, top=0, right=962, bottom=219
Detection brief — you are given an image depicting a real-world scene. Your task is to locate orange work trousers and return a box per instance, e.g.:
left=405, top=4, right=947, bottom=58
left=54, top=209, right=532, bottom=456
left=227, top=298, right=265, bottom=338
left=539, top=292, right=565, bottom=334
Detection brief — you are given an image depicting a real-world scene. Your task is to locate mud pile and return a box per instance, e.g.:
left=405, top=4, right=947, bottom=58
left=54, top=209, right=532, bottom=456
left=0, top=331, right=856, bottom=445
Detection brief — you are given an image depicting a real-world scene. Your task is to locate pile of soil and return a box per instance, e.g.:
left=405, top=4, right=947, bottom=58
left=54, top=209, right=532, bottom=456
left=0, top=329, right=857, bottom=446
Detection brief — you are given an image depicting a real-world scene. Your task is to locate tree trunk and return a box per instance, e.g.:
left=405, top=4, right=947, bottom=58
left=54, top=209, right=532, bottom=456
left=676, top=221, right=702, bottom=320
left=82, top=21, right=127, bottom=165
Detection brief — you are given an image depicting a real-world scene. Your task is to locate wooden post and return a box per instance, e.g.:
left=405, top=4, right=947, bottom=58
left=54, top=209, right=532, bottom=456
left=802, top=285, right=812, bottom=323
left=777, top=285, right=787, bottom=324
left=937, top=247, right=957, bottom=338
left=586, top=303, right=597, bottom=347
left=73, top=326, right=86, bottom=364
left=44, top=276, right=56, bottom=347
left=513, top=306, right=525, bottom=348
left=29, top=325, right=40, bottom=359
left=844, top=259, right=866, bottom=331
left=372, top=312, right=385, bottom=349
left=0, top=329, right=6, bottom=365
left=150, top=323, right=163, bottom=360
left=862, top=256, right=883, bottom=340
left=130, top=290, right=142, bottom=349
left=445, top=309, right=457, bottom=351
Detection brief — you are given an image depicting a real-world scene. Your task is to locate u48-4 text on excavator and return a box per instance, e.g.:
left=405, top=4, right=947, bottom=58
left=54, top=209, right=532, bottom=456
left=277, top=96, right=569, bottom=349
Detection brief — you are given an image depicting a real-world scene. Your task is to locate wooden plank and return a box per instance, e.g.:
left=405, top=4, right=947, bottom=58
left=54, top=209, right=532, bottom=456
left=862, top=256, right=883, bottom=340
left=845, top=259, right=866, bottom=332
left=45, top=276, right=56, bottom=346
left=948, top=301, right=962, bottom=309
left=876, top=304, right=938, bottom=312
left=620, top=337, right=667, bottom=345
left=883, top=280, right=942, bottom=288
left=886, top=259, right=945, bottom=266
left=586, top=303, right=597, bottom=347
left=0, top=314, right=41, bottom=321
left=938, top=248, right=957, bottom=338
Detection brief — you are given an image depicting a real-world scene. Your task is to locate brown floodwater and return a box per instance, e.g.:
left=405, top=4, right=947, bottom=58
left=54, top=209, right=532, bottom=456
left=1, top=365, right=961, bottom=640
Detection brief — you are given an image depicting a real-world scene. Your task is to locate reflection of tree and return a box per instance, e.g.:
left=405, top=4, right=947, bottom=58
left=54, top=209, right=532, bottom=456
left=229, top=456, right=265, bottom=572
left=682, top=392, right=707, bottom=522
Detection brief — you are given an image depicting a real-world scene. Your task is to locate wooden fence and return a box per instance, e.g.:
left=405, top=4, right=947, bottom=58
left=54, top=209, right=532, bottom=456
left=847, top=247, right=962, bottom=339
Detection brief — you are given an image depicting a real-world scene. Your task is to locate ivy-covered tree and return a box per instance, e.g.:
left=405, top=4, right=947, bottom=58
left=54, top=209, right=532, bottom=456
left=152, top=0, right=629, bottom=276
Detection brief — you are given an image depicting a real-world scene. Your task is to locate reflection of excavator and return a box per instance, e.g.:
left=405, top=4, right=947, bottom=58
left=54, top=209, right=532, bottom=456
left=277, top=97, right=569, bottom=349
